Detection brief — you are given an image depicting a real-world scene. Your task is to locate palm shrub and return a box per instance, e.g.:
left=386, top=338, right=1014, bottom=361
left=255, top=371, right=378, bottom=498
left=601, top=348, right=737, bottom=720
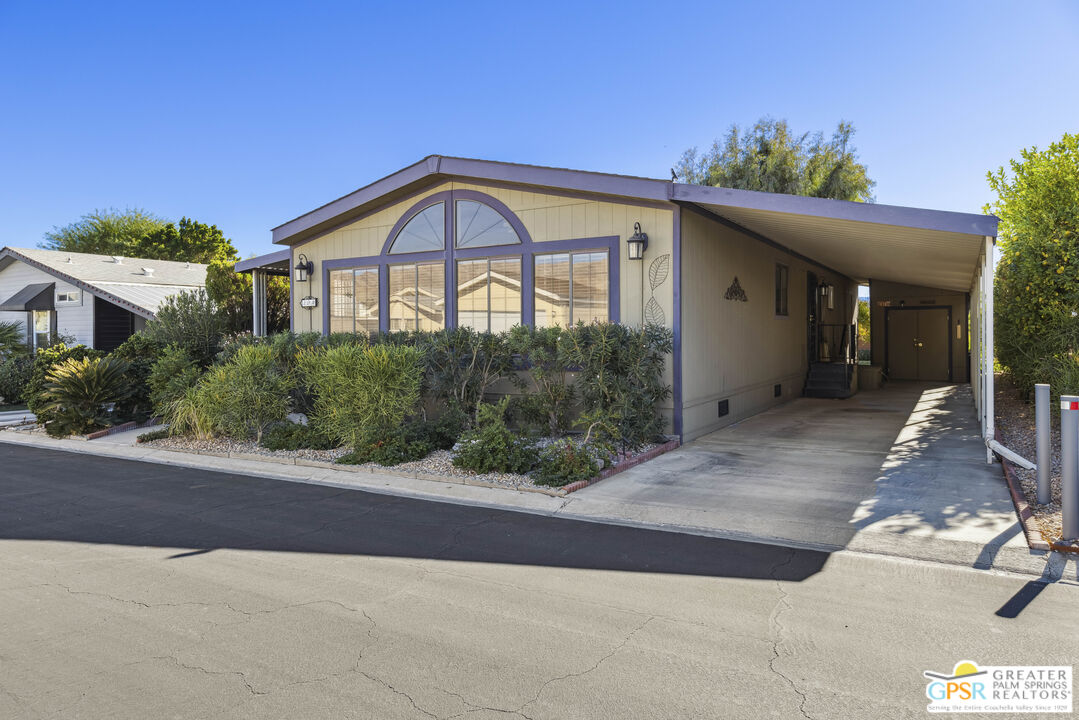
left=25, top=343, right=102, bottom=422
left=108, top=333, right=164, bottom=422
left=297, top=343, right=423, bottom=448
left=508, top=325, right=575, bottom=436
left=561, top=322, right=673, bottom=450
left=148, top=345, right=202, bottom=415
left=452, top=397, right=537, bottom=474
left=38, top=357, right=132, bottom=437
left=144, top=289, right=226, bottom=367
left=0, top=320, right=27, bottom=358
left=195, top=344, right=292, bottom=442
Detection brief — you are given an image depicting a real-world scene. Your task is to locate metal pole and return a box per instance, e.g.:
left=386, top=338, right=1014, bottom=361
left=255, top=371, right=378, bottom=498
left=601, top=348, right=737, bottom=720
left=1036, top=384, right=1051, bottom=505
left=1061, top=395, right=1079, bottom=540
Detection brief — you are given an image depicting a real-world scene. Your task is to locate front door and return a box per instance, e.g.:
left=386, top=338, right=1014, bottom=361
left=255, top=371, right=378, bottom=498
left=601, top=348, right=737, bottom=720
left=806, top=271, right=818, bottom=363
left=886, top=307, right=951, bottom=381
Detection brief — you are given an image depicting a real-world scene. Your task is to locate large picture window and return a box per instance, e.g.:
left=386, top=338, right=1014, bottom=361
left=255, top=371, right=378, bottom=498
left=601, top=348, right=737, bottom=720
left=328, top=267, right=379, bottom=335
left=534, top=250, right=609, bottom=328
left=457, top=257, right=522, bottom=332
left=389, top=262, right=445, bottom=331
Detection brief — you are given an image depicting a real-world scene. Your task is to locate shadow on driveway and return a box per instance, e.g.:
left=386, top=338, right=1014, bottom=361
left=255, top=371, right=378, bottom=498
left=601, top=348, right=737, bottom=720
left=0, top=444, right=828, bottom=582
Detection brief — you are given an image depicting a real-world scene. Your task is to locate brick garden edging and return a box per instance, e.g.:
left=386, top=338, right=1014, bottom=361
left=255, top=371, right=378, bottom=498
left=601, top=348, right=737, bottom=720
left=561, top=438, right=681, bottom=494
left=992, top=429, right=1076, bottom=554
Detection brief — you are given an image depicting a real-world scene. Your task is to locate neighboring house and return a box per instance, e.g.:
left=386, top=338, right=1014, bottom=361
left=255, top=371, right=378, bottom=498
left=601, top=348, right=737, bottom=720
left=237, top=156, right=997, bottom=447
left=0, top=247, right=208, bottom=352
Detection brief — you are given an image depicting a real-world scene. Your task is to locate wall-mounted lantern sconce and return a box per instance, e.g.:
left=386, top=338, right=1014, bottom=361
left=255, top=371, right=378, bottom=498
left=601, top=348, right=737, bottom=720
left=627, top=222, right=648, bottom=260
left=819, top=283, right=835, bottom=310
left=294, top=253, right=313, bottom=283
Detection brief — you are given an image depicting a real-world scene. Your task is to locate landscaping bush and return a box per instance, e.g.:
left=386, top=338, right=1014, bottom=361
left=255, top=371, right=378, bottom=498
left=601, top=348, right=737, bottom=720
left=196, top=344, right=291, bottom=442
left=337, top=426, right=432, bottom=466
left=136, top=427, right=170, bottom=443
left=560, top=322, right=673, bottom=450
left=37, top=356, right=132, bottom=437
left=161, top=384, right=215, bottom=439
left=260, top=421, right=336, bottom=451
left=143, top=289, right=226, bottom=367
left=108, top=333, right=164, bottom=422
left=0, top=354, right=33, bottom=405
left=0, top=320, right=27, bottom=358
left=532, top=438, right=601, bottom=487
left=418, top=328, right=518, bottom=422
left=25, top=343, right=102, bottom=422
left=508, top=324, right=575, bottom=436
left=297, top=343, right=423, bottom=448
left=148, top=345, right=202, bottom=415
left=452, top=398, right=537, bottom=474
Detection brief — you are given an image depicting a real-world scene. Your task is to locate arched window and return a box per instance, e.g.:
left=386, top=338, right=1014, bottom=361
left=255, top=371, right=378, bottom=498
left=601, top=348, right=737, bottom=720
left=388, top=202, right=445, bottom=253
left=455, top=200, right=521, bottom=248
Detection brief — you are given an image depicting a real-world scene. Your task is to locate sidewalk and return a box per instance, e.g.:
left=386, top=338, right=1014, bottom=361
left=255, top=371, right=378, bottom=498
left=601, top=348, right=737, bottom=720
left=0, top=425, right=1073, bottom=582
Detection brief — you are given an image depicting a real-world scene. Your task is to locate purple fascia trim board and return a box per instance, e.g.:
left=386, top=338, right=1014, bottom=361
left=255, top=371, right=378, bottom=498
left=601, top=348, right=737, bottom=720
left=672, top=183, right=999, bottom=238
left=235, top=249, right=290, bottom=273
left=672, top=207, right=683, bottom=441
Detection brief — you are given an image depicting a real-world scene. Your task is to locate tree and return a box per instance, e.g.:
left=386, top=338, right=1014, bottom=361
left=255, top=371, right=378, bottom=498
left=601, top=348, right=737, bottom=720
left=205, top=259, right=290, bottom=335
left=674, top=118, right=876, bottom=201
left=43, top=211, right=237, bottom=265
left=989, top=132, right=1079, bottom=392
left=42, top=209, right=166, bottom=255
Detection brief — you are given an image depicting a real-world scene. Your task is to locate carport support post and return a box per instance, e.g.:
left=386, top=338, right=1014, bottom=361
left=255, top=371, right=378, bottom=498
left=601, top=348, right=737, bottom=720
left=1036, top=384, right=1051, bottom=505
left=1061, top=395, right=1079, bottom=540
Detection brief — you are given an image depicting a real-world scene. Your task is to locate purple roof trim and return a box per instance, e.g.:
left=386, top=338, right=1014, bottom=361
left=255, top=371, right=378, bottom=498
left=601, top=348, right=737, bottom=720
left=671, top=183, right=998, bottom=237
left=235, top=249, right=291, bottom=273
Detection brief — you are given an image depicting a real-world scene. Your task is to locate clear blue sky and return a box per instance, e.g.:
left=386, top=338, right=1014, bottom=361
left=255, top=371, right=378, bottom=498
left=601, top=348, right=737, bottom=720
left=1, top=0, right=1076, bottom=258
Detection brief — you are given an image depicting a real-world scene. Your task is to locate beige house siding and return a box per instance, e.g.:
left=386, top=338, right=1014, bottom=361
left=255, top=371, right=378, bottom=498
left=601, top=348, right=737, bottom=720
left=679, top=209, right=856, bottom=441
left=869, top=279, right=968, bottom=382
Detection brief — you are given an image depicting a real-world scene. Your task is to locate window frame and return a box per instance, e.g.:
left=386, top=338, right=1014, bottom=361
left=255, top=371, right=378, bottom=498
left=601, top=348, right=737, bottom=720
left=775, top=262, right=789, bottom=317
left=320, top=189, right=620, bottom=334
left=327, top=265, right=380, bottom=335
left=533, top=249, right=612, bottom=329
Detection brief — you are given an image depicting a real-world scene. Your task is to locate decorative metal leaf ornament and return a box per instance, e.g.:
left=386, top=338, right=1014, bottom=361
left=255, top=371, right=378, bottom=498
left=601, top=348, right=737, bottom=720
left=644, top=297, right=665, bottom=326
left=648, top=254, right=670, bottom=291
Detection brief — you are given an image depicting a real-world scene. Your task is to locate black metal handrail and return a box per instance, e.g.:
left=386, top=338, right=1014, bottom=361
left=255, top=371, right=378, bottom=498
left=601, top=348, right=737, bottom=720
left=816, top=323, right=853, bottom=363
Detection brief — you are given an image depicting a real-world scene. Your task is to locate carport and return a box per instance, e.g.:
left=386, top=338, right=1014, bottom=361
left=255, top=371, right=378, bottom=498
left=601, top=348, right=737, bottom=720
left=672, top=185, right=999, bottom=461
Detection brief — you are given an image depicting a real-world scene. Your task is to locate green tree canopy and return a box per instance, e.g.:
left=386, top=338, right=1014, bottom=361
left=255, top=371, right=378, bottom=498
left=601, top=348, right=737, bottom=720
left=674, top=118, right=876, bottom=201
left=205, top=259, right=290, bottom=335
left=42, top=210, right=237, bottom=264
left=989, top=132, right=1079, bottom=392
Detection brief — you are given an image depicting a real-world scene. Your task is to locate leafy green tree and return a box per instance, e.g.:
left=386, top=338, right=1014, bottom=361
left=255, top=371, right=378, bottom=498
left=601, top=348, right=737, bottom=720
left=135, top=217, right=237, bottom=264
left=205, top=259, right=290, bottom=335
left=857, top=299, right=871, bottom=347
left=675, top=118, right=875, bottom=201
left=42, top=209, right=166, bottom=256
left=989, top=132, right=1079, bottom=392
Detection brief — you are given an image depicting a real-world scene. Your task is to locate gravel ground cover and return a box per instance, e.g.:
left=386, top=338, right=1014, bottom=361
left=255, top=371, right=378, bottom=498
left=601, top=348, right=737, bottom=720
left=142, top=434, right=662, bottom=493
left=994, top=375, right=1077, bottom=548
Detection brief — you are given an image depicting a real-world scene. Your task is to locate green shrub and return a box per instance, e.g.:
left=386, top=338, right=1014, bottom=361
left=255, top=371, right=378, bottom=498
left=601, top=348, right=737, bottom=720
left=532, top=438, right=601, bottom=487
left=0, top=320, right=27, bottom=358
left=148, top=345, right=202, bottom=415
left=452, top=398, right=537, bottom=474
left=162, top=384, right=216, bottom=439
left=418, top=328, right=519, bottom=422
left=38, top=356, right=132, bottom=437
left=196, top=344, right=292, bottom=442
left=137, top=428, right=170, bottom=443
left=260, top=421, right=336, bottom=451
left=297, top=343, right=423, bottom=448
left=561, top=322, right=673, bottom=450
left=337, top=426, right=432, bottom=466
left=143, top=289, right=225, bottom=367
left=0, top=354, right=33, bottom=405
left=414, top=407, right=468, bottom=450
left=508, top=325, right=575, bottom=435
left=25, top=343, right=103, bottom=422
left=108, top=333, right=164, bottom=422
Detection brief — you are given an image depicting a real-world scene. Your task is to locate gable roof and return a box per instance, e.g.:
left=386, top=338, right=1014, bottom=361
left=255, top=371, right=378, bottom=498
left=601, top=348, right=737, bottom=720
left=0, top=247, right=208, bottom=318
left=270, top=155, right=998, bottom=293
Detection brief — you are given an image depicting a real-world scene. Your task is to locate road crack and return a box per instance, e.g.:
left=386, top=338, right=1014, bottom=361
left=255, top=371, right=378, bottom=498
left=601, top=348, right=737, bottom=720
left=767, top=547, right=813, bottom=720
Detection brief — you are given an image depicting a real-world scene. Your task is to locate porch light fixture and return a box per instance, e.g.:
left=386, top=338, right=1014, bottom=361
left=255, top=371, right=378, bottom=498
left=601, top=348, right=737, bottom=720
left=627, top=222, right=648, bottom=260
left=294, top=253, right=313, bottom=283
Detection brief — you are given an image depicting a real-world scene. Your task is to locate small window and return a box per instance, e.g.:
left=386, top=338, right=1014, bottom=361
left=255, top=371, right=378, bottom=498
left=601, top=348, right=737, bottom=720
left=328, top=267, right=379, bottom=335
left=455, top=200, right=521, bottom=248
left=56, top=290, right=80, bottom=304
left=534, top=250, right=609, bottom=328
left=388, top=202, right=445, bottom=254
left=389, top=262, right=445, bottom=331
left=457, top=257, right=522, bottom=332
left=775, top=263, right=789, bottom=316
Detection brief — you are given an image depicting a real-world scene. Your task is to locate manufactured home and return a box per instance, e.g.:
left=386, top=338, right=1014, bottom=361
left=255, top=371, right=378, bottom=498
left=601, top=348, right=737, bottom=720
left=237, top=157, right=997, bottom=449
left=0, top=247, right=208, bottom=352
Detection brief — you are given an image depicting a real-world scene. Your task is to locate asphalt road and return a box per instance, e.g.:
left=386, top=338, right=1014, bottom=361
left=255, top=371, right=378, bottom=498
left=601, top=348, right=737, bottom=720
left=1, top=444, right=1077, bottom=719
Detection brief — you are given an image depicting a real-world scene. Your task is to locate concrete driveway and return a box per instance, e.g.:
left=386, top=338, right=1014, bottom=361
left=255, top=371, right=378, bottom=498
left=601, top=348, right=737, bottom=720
left=578, top=382, right=1033, bottom=568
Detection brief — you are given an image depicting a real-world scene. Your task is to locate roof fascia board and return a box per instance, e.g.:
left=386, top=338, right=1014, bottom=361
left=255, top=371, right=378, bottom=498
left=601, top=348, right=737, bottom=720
left=235, top=249, right=291, bottom=273
left=672, top=184, right=998, bottom=237
left=0, top=248, right=157, bottom=319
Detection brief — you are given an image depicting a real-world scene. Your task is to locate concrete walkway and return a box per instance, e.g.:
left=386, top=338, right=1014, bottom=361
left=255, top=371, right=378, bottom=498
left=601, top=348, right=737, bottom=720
left=0, top=387, right=1071, bottom=580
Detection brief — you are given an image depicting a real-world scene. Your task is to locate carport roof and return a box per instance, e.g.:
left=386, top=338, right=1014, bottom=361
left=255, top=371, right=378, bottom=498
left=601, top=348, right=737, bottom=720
left=271, top=156, right=996, bottom=292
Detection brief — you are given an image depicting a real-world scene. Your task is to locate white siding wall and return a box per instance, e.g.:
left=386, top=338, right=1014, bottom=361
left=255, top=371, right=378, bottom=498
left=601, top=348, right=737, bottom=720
left=0, top=261, right=95, bottom=347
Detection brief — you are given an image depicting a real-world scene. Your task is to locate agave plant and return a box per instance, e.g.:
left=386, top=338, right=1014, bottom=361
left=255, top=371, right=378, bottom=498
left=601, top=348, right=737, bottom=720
left=38, top=356, right=132, bottom=437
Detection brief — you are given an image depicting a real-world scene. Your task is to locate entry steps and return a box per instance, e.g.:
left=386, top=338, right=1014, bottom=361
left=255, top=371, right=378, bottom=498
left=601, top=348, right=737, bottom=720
left=803, top=362, right=854, bottom=399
